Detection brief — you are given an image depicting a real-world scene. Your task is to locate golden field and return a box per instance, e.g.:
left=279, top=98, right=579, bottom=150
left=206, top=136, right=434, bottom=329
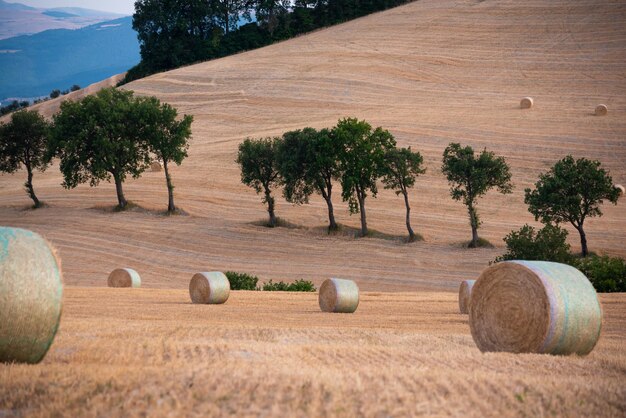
left=1, top=288, right=625, bottom=417
left=1, top=0, right=626, bottom=415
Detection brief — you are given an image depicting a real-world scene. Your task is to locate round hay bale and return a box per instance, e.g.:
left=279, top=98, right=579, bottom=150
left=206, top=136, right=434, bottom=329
left=520, top=97, right=534, bottom=109
left=189, top=272, right=230, bottom=304
left=107, top=268, right=141, bottom=288
left=319, top=278, right=359, bottom=313
left=0, top=227, right=63, bottom=364
left=595, top=104, right=608, bottom=116
left=469, top=261, right=602, bottom=355
left=151, top=161, right=162, bottom=172
left=458, top=279, right=475, bottom=314
left=614, top=184, right=624, bottom=196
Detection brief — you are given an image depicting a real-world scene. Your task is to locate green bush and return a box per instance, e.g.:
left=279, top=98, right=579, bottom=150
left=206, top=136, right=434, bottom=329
left=493, top=224, right=572, bottom=264
left=224, top=271, right=259, bottom=290
left=571, top=255, right=626, bottom=293
left=262, top=279, right=316, bottom=292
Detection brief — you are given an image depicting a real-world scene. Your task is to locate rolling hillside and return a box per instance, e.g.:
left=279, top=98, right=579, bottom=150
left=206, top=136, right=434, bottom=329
left=1, top=0, right=625, bottom=291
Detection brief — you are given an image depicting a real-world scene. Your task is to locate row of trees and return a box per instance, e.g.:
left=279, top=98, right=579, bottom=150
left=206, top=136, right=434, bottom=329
left=0, top=88, right=193, bottom=212
left=126, top=0, right=412, bottom=82
left=0, top=85, right=82, bottom=117
left=237, top=118, right=620, bottom=253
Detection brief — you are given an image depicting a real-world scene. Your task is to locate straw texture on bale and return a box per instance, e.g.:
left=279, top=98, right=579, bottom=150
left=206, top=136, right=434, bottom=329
left=469, top=261, right=602, bottom=355
left=0, top=227, right=63, bottom=364
left=615, top=184, right=625, bottom=196
left=520, top=97, right=534, bottom=109
left=151, top=161, right=162, bottom=172
left=319, top=278, right=359, bottom=313
left=189, top=272, right=230, bottom=304
left=107, top=268, right=141, bottom=288
left=458, top=280, right=475, bottom=314
left=595, top=104, right=608, bottom=116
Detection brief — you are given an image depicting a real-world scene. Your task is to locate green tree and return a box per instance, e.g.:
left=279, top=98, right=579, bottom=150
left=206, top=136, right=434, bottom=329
left=381, top=147, right=425, bottom=242
left=49, top=89, right=61, bottom=99
left=441, top=143, right=513, bottom=248
left=493, top=224, right=572, bottom=264
left=138, top=96, right=193, bottom=213
left=334, top=118, right=396, bottom=237
left=524, top=155, right=619, bottom=257
left=237, top=137, right=283, bottom=227
left=277, top=127, right=341, bottom=230
left=0, top=110, right=51, bottom=208
left=49, top=88, right=151, bottom=209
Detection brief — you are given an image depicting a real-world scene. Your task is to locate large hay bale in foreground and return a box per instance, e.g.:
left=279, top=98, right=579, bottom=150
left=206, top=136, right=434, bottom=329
left=189, top=272, right=230, bottom=304
left=595, top=104, right=608, bottom=116
left=458, top=280, right=475, bottom=314
left=319, top=278, right=359, bottom=313
left=107, top=268, right=141, bottom=288
left=615, top=184, right=625, bottom=197
left=469, top=261, right=602, bottom=355
left=520, top=97, right=534, bottom=109
left=0, top=227, right=63, bottom=364
left=151, top=161, right=162, bottom=172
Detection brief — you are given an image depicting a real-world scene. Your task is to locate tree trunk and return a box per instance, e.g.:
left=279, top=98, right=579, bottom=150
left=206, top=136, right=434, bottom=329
left=265, top=186, right=276, bottom=227
left=25, top=164, right=40, bottom=208
left=163, top=160, right=175, bottom=213
left=403, top=190, right=415, bottom=242
left=576, top=223, right=588, bottom=257
left=113, top=173, right=127, bottom=209
left=320, top=184, right=338, bottom=231
left=468, top=204, right=479, bottom=248
left=358, top=192, right=367, bottom=237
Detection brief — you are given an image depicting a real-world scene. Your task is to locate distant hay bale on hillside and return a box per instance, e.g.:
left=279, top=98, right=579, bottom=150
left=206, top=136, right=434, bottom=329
left=319, top=278, right=359, bottom=313
left=458, top=280, right=475, bottom=314
left=107, top=268, right=141, bottom=288
left=469, top=261, right=602, bottom=355
left=615, top=184, right=625, bottom=196
left=189, top=272, right=230, bottom=304
left=151, top=161, right=162, bottom=172
left=595, top=104, right=608, bottom=116
left=0, top=227, right=63, bottom=364
left=520, top=97, right=534, bottom=109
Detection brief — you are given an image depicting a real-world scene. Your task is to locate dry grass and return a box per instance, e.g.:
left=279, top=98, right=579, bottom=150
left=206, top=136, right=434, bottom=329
left=0, top=288, right=624, bottom=417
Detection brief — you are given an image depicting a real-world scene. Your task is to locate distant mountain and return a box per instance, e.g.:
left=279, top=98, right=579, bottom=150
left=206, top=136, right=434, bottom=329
left=0, top=1, right=126, bottom=40
left=0, top=16, right=139, bottom=101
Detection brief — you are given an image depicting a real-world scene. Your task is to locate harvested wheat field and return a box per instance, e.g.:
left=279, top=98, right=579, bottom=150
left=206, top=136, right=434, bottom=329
left=0, top=289, right=624, bottom=416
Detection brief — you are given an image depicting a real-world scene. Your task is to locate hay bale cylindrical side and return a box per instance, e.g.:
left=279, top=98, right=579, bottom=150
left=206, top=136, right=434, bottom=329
left=458, top=279, right=475, bottom=314
left=151, top=161, right=162, bottom=172
left=520, top=97, right=534, bottom=109
left=595, top=104, right=608, bottom=116
left=319, top=278, right=359, bottom=313
left=0, top=227, right=63, bottom=364
left=469, top=261, right=602, bottom=355
left=189, top=272, right=230, bottom=304
left=107, top=268, right=141, bottom=288
left=614, top=184, right=625, bottom=197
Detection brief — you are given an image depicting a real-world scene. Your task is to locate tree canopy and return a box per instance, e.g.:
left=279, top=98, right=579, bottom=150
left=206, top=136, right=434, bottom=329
left=524, top=155, right=619, bottom=256
left=442, top=143, right=512, bottom=248
left=0, top=110, right=51, bottom=207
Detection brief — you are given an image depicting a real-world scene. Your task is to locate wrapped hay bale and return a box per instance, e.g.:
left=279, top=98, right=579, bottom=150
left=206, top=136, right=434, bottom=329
left=595, top=104, right=608, bottom=116
left=520, top=97, right=534, bottom=109
left=319, top=278, right=359, bottom=313
left=107, top=268, right=141, bottom=288
left=151, top=161, right=162, bottom=172
left=0, top=227, right=63, bottom=364
left=614, top=184, right=624, bottom=197
left=189, top=272, right=230, bottom=304
left=458, top=279, right=475, bottom=314
left=469, top=261, right=602, bottom=355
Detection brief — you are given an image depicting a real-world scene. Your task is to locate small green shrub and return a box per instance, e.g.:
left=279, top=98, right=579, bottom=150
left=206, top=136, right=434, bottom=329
left=225, top=271, right=259, bottom=290
left=493, top=224, right=572, bottom=264
left=262, top=279, right=316, bottom=292
left=571, top=255, right=626, bottom=293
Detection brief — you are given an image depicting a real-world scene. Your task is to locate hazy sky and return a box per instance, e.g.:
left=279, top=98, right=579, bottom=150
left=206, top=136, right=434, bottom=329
left=16, top=0, right=135, bottom=15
